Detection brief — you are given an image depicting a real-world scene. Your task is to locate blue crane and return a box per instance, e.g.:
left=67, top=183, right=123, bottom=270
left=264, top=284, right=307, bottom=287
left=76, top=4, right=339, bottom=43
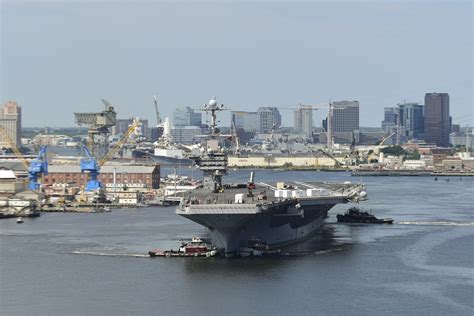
left=79, top=120, right=140, bottom=192
left=28, top=145, right=48, bottom=190
left=80, top=145, right=102, bottom=192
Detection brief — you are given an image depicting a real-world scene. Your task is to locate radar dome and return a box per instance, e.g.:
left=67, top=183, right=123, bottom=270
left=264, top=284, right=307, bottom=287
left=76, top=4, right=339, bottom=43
left=359, top=191, right=367, bottom=198
left=208, top=98, right=217, bottom=108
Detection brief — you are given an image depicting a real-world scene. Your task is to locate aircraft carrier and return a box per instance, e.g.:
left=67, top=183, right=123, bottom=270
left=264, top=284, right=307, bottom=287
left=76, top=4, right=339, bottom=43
left=176, top=98, right=367, bottom=256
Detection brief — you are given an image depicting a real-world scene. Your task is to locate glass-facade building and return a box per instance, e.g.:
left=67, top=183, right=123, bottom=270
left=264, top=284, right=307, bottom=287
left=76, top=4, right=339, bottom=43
left=398, top=103, right=424, bottom=140
left=424, top=93, right=450, bottom=147
left=173, top=107, right=202, bottom=127
left=332, top=101, right=359, bottom=133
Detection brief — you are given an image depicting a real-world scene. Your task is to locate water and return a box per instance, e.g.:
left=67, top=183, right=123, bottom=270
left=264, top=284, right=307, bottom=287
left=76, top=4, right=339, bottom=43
left=1, top=171, right=473, bottom=315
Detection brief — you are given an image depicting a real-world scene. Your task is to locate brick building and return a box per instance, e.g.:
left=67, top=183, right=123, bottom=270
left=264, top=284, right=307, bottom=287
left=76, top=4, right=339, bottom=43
left=43, top=164, right=160, bottom=189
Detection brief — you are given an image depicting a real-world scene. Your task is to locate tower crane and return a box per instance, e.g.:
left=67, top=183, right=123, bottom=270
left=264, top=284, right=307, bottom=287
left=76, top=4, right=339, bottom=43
left=0, top=127, right=48, bottom=190
left=81, top=119, right=140, bottom=192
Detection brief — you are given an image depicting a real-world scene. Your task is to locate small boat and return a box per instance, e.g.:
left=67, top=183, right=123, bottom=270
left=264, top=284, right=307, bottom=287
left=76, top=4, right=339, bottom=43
left=148, top=237, right=218, bottom=258
left=239, top=238, right=281, bottom=257
left=16, top=217, right=24, bottom=224
left=337, top=207, right=393, bottom=224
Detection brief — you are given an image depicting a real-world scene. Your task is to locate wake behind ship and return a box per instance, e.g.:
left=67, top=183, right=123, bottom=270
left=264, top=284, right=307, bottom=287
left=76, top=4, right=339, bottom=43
left=176, top=98, right=367, bottom=256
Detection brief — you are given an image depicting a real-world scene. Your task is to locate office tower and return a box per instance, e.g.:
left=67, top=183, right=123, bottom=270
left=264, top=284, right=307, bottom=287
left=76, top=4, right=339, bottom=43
left=398, top=103, right=424, bottom=140
left=257, top=107, right=281, bottom=133
left=332, top=101, right=359, bottom=133
left=424, top=93, right=450, bottom=147
left=0, top=101, right=22, bottom=147
left=173, top=107, right=202, bottom=127
left=381, top=107, right=398, bottom=133
left=293, top=105, right=313, bottom=139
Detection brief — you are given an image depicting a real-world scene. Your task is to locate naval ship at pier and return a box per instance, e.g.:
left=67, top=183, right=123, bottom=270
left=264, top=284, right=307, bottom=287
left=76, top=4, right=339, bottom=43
left=176, top=98, right=367, bottom=256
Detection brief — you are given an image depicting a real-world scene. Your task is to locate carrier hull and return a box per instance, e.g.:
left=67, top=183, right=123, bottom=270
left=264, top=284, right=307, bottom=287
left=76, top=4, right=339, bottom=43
left=176, top=182, right=365, bottom=255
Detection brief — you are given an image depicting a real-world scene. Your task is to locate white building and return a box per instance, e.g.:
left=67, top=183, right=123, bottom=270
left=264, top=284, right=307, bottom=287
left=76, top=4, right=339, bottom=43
left=0, top=101, right=22, bottom=148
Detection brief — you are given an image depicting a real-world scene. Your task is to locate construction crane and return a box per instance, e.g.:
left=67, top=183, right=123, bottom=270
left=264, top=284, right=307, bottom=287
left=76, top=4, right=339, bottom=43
left=0, top=126, right=29, bottom=170
left=380, top=132, right=396, bottom=146
left=80, top=120, right=140, bottom=192
left=153, top=95, right=162, bottom=125
left=99, top=119, right=140, bottom=166
left=153, top=95, right=165, bottom=140
left=0, top=126, right=48, bottom=190
left=230, top=119, right=241, bottom=155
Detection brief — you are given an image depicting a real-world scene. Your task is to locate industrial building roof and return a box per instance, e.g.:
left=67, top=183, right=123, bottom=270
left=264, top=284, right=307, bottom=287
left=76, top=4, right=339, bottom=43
left=0, top=169, right=17, bottom=179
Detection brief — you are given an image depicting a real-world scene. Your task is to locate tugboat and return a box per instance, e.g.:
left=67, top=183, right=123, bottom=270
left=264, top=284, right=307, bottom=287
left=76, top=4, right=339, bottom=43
left=148, top=237, right=218, bottom=258
left=337, top=207, right=393, bottom=224
left=239, top=238, right=282, bottom=257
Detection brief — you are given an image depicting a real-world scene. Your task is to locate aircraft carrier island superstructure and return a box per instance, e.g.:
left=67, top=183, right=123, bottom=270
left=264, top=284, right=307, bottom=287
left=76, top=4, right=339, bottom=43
left=176, top=98, right=367, bottom=256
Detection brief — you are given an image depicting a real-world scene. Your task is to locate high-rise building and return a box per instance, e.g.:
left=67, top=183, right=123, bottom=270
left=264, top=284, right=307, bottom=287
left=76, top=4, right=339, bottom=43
left=173, top=107, right=202, bottom=127
left=0, top=101, right=22, bottom=148
left=293, top=105, right=313, bottom=139
left=332, top=101, right=359, bottom=133
left=424, top=93, right=450, bottom=147
left=398, top=103, right=424, bottom=140
left=171, top=126, right=202, bottom=144
left=257, top=107, right=281, bottom=133
left=231, top=111, right=260, bottom=133
left=381, top=107, right=398, bottom=133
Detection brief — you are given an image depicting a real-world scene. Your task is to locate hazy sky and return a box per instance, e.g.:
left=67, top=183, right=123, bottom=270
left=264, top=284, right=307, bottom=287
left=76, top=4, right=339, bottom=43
left=1, top=0, right=472, bottom=127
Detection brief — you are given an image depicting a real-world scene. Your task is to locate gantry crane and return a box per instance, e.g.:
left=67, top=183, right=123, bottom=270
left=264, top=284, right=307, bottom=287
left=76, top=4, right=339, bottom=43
left=80, top=119, right=140, bottom=192
left=74, top=100, right=117, bottom=157
left=0, top=126, right=48, bottom=190
left=28, top=146, right=48, bottom=190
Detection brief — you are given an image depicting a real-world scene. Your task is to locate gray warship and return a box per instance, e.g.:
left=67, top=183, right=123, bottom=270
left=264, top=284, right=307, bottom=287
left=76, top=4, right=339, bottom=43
left=176, top=98, right=367, bottom=256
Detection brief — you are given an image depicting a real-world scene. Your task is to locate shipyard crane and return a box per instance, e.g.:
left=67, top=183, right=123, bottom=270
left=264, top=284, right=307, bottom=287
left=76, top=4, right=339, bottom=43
left=380, top=132, right=396, bottom=146
left=80, top=120, right=140, bottom=191
left=0, top=126, right=48, bottom=190
left=153, top=95, right=165, bottom=140
left=372, top=132, right=396, bottom=155
left=0, top=126, right=29, bottom=170
left=74, top=100, right=117, bottom=157
left=80, top=145, right=101, bottom=191
left=99, top=119, right=140, bottom=166
left=153, top=95, right=162, bottom=125
left=28, top=146, right=48, bottom=190
left=230, top=119, right=241, bottom=155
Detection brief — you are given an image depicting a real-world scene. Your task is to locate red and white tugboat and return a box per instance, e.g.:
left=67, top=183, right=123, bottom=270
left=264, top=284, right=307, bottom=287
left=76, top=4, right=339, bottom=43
left=148, top=237, right=218, bottom=258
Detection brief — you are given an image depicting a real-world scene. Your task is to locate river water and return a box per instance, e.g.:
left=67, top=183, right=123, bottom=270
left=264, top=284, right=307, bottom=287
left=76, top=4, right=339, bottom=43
left=1, top=171, right=473, bottom=315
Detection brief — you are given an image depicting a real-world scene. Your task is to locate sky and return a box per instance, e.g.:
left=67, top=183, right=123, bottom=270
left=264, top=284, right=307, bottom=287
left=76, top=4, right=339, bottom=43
left=1, top=0, right=472, bottom=128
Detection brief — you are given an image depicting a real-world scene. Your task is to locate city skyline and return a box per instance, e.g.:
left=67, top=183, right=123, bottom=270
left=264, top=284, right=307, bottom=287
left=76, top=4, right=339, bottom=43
left=1, top=1, right=472, bottom=127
